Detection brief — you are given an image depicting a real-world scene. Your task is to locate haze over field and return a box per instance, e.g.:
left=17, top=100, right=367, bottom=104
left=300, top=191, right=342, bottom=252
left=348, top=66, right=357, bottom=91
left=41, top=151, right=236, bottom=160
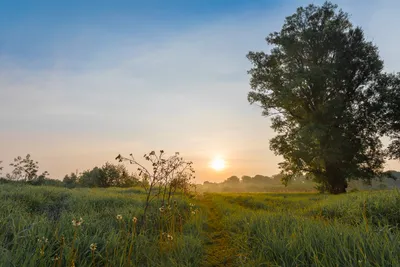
left=1, top=0, right=399, bottom=183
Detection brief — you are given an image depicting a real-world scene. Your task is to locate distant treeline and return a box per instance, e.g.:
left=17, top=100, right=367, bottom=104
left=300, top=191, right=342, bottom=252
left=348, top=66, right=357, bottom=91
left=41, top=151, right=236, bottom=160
left=198, top=172, right=400, bottom=193
left=0, top=154, right=141, bottom=188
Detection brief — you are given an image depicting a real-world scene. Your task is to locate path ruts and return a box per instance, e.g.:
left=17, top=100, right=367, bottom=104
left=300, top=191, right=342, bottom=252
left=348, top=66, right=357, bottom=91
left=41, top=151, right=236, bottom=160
left=200, top=194, right=237, bottom=267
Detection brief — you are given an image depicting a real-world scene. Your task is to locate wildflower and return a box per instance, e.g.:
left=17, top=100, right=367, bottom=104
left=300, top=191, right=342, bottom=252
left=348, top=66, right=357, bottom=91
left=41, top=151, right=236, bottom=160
left=90, top=243, right=97, bottom=251
left=132, top=217, right=138, bottom=223
left=159, top=206, right=165, bottom=213
left=37, top=237, right=48, bottom=243
left=191, top=211, right=196, bottom=215
left=116, top=214, right=123, bottom=221
left=72, top=217, right=83, bottom=227
left=167, top=234, right=173, bottom=241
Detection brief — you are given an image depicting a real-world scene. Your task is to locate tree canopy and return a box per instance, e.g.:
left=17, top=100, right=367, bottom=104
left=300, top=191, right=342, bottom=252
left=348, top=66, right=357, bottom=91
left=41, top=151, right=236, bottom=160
left=373, top=73, right=400, bottom=160
left=247, top=2, right=400, bottom=193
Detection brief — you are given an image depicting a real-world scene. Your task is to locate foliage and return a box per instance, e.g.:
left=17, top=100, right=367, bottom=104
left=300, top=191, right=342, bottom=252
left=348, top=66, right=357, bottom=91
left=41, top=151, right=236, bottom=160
left=372, top=73, right=400, bottom=159
left=225, top=176, right=240, bottom=184
left=208, top=190, right=400, bottom=266
left=199, top=174, right=317, bottom=193
left=63, top=172, right=79, bottom=188
left=78, top=162, right=139, bottom=188
left=246, top=2, right=397, bottom=193
left=5, top=154, right=49, bottom=182
left=116, top=150, right=195, bottom=229
left=0, top=184, right=204, bottom=267
left=2, top=183, right=400, bottom=266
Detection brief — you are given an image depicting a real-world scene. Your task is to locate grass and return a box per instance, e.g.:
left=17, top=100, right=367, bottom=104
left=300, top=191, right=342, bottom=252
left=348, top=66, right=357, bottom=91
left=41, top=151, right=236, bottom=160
left=1, top=184, right=399, bottom=266
left=0, top=184, right=205, bottom=266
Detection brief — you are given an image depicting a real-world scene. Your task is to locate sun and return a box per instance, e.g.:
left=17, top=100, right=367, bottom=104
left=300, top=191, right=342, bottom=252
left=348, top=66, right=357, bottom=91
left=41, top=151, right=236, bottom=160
left=210, top=156, right=226, bottom=171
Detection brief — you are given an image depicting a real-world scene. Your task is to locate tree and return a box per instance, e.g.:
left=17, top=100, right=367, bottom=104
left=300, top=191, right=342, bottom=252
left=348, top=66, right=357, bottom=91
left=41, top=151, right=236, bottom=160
left=63, top=172, right=78, bottom=188
left=78, top=167, right=100, bottom=187
left=372, top=74, right=400, bottom=159
left=6, top=154, right=49, bottom=182
left=77, top=163, right=139, bottom=188
left=241, top=175, right=252, bottom=183
left=246, top=2, right=396, bottom=193
left=225, top=176, right=240, bottom=184
left=253, top=175, right=269, bottom=184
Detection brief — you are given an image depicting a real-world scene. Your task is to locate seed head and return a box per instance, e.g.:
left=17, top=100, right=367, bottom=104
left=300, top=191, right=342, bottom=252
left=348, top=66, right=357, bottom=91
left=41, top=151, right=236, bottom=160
left=37, top=236, right=48, bottom=243
left=90, top=243, right=97, bottom=251
left=72, top=217, right=83, bottom=227
left=132, top=217, right=138, bottom=223
left=116, top=214, right=123, bottom=221
left=167, top=234, right=173, bottom=241
left=159, top=206, right=165, bottom=213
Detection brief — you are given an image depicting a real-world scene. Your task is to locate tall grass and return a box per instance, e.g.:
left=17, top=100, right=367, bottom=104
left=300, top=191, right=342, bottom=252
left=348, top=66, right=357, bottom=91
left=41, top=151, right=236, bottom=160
left=208, top=191, right=400, bottom=266
left=0, top=184, right=205, bottom=266
left=2, top=184, right=399, bottom=266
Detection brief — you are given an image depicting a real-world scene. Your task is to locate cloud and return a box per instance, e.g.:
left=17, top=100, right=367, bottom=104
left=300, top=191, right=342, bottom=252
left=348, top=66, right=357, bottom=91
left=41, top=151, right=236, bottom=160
left=0, top=0, right=399, bottom=181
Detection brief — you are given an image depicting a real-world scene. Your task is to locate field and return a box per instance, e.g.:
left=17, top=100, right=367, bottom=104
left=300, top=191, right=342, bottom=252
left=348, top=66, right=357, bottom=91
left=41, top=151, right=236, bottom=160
left=1, top=184, right=400, bottom=266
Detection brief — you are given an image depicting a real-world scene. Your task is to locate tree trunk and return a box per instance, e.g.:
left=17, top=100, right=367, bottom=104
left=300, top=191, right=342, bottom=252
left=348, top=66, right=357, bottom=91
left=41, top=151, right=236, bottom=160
left=326, top=164, right=347, bottom=194
left=328, top=180, right=347, bottom=194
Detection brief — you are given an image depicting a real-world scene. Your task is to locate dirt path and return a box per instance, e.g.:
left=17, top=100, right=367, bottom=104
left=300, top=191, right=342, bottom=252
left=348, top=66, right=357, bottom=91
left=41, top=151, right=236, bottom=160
left=200, top=194, right=237, bottom=267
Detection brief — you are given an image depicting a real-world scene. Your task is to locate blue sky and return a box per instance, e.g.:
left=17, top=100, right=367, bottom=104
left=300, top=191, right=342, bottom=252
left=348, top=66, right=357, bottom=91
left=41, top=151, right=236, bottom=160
left=0, top=0, right=271, bottom=64
left=0, top=0, right=399, bottom=182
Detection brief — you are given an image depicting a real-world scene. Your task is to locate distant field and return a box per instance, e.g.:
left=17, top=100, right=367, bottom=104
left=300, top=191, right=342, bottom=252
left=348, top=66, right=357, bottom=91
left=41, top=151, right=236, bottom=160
left=1, top=184, right=399, bottom=266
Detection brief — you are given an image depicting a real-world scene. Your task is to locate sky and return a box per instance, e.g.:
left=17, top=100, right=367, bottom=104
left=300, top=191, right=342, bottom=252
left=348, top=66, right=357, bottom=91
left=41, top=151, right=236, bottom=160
left=0, top=0, right=399, bottom=183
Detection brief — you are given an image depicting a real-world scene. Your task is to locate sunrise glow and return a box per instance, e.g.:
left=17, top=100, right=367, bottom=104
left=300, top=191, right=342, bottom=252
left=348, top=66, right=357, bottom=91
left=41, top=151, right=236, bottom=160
left=210, top=157, right=226, bottom=171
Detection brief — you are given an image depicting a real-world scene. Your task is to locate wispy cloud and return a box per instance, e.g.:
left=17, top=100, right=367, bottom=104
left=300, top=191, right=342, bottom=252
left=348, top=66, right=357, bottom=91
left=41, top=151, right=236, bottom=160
left=0, top=0, right=399, bottom=181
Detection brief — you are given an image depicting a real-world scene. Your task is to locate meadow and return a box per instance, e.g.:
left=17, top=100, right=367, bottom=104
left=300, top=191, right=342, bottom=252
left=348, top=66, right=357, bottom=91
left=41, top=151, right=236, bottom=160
left=1, top=183, right=400, bottom=266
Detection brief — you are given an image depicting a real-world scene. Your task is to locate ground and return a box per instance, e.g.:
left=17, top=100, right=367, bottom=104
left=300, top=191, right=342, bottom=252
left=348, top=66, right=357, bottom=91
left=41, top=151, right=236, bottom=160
left=1, top=184, right=400, bottom=266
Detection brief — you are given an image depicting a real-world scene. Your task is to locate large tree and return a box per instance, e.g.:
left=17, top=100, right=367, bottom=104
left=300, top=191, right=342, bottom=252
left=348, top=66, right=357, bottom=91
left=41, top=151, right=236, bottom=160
left=246, top=2, right=399, bottom=193
left=373, top=73, right=400, bottom=160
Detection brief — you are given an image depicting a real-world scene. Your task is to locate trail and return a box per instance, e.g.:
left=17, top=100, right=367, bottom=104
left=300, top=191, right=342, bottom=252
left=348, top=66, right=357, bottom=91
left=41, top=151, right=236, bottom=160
left=200, top=194, right=237, bottom=267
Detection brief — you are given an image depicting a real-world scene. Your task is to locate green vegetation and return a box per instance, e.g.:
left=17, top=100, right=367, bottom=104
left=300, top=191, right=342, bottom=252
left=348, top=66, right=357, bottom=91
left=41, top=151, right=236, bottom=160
left=1, top=1, right=399, bottom=266
left=198, top=171, right=400, bottom=193
left=247, top=2, right=400, bottom=193
left=204, top=190, right=400, bottom=266
left=0, top=184, right=204, bottom=267
left=1, top=184, right=399, bottom=266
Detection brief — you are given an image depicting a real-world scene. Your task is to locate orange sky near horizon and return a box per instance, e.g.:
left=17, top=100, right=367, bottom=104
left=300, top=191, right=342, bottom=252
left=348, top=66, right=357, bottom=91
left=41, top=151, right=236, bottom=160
left=1, top=0, right=400, bottom=183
